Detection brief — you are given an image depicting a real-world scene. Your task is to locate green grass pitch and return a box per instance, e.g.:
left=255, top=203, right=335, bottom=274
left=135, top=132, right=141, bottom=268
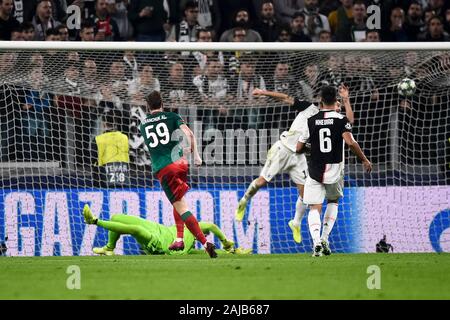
left=1, top=253, right=449, bottom=299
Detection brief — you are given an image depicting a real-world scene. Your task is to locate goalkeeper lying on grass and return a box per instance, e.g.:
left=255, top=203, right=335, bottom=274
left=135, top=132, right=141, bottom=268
left=82, top=204, right=251, bottom=256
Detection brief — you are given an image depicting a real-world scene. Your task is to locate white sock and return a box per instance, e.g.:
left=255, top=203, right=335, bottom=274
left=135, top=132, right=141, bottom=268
left=308, top=209, right=321, bottom=246
left=292, top=197, right=307, bottom=227
left=321, top=203, right=338, bottom=242
left=242, top=180, right=260, bottom=202
left=176, top=238, right=183, bottom=242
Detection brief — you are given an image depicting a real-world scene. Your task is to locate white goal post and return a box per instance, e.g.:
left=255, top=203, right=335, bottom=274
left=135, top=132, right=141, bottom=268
left=0, top=41, right=449, bottom=256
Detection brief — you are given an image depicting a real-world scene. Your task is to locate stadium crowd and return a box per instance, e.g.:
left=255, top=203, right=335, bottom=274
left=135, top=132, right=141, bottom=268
left=0, top=0, right=450, bottom=43
left=0, top=0, right=449, bottom=176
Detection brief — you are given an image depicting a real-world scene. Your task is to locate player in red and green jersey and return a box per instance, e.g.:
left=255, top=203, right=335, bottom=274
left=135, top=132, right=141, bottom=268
left=139, top=91, right=217, bottom=258
left=82, top=204, right=252, bottom=256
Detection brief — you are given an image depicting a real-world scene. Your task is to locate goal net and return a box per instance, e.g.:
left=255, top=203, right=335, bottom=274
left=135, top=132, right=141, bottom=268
left=0, top=42, right=449, bottom=256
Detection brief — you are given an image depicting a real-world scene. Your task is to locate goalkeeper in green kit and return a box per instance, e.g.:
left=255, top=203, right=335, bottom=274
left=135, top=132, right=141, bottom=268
left=82, top=204, right=252, bottom=256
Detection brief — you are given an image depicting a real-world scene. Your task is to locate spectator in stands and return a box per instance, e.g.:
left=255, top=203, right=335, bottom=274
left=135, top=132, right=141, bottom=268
left=222, top=27, right=247, bottom=79
left=290, top=12, right=312, bottom=42
left=318, top=29, right=332, bottom=41
left=319, top=0, right=340, bottom=17
left=21, top=66, right=52, bottom=161
left=365, top=29, right=380, bottom=41
left=273, top=0, right=304, bottom=25
left=191, top=28, right=224, bottom=73
left=25, top=0, right=67, bottom=24
left=45, top=27, right=60, bottom=41
left=232, top=57, right=266, bottom=129
left=179, top=0, right=221, bottom=38
left=276, top=25, right=291, bottom=42
left=342, top=54, right=376, bottom=93
left=220, top=9, right=262, bottom=42
left=87, top=0, right=121, bottom=41
left=32, top=0, right=61, bottom=41
left=160, top=62, right=197, bottom=121
left=79, top=21, right=95, bottom=41
left=0, top=52, right=17, bottom=83
left=266, top=62, right=295, bottom=94
left=350, top=0, right=367, bottom=41
left=193, top=57, right=229, bottom=130
left=301, top=0, right=331, bottom=42
left=328, top=0, right=353, bottom=41
left=424, top=8, right=436, bottom=25
left=382, top=7, right=409, bottom=42
left=254, top=1, right=280, bottom=42
left=55, top=64, right=94, bottom=167
left=61, top=64, right=81, bottom=95
left=161, top=62, right=194, bottom=103
left=445, top=8, right=450, bottom=34
left=107, top=0, right=134, bottom=40
left=10, top=25, right=24, bottom=40
left=404, top=51, right=419, bottom=77
left=404, top=1, right=425, bottom=41
left=128, top=0, right=168, bottom=42
left=193, top=57, right=228, bottom=101
left=167, top=1, right=201, bottom=42
left=22, top=22, right=36, bottom=40
left=11, top=0, right=35, bottom=24
left=80, top=59, right=101, bottom=100
left=419, top=15, right=450, bottom=41
left=122, top=50, right=139, bottom=82
left=217, top=0, right=256, bottom=35
left=342, top=54, right=361, bottom=90
left=0, top=0, right=20, bottom=40
left=426, top=0, right=445, bottom=20
left=56, top=24, right=69, bottom=41
left=0, top=81, right=19, bottom=162
left=320, top=54, right=344, bottom=87
left=128, top=64, right=161, bottom=97
left=106, top=60, right=129, bottom=106
left=357, top=55, right=377, bottom=92
left=30, top=52, right=44, bottom=68
left=297, top=63, right=320, bottom=101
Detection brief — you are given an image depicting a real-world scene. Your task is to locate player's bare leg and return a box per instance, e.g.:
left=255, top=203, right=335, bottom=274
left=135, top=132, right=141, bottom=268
left=289, top=184, right=308, bottom=243
left=235, top=176, right=267, bottom=221
left=321, top=199, right=339, bottom=256
left=173, top=197, right=217, bottom=258
left=308, top=203, right=323, bottom=257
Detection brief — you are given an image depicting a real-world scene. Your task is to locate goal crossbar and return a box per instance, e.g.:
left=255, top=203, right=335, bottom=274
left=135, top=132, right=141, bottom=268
left=1, top=41, right=450, bottom=52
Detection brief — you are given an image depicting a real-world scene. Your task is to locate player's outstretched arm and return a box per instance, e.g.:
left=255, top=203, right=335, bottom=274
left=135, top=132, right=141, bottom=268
left=252, top=88, right=295, bottom=106
left=342, top=132, right=372, bottom=173
left=180, top=124, right=202, bottom=166
left=338, top=85, right=354, bottom=124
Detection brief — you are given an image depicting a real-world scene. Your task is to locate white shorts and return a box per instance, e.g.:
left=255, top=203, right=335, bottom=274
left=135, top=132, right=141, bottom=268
left=303, top=176, right=344, bottom=205
left=260, top=141, right=308, bottom=185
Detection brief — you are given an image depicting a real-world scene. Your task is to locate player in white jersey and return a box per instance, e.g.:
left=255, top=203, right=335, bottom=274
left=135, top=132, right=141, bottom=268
left=235, top=87, right=354, bottom=244
left=297, top=86, right=371, bottom=257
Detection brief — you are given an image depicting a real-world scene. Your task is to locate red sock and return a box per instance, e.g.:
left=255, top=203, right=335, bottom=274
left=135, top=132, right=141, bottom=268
left=182, top=212, right=207, bottom=245
left=173, top=208, right=184, bottom=239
